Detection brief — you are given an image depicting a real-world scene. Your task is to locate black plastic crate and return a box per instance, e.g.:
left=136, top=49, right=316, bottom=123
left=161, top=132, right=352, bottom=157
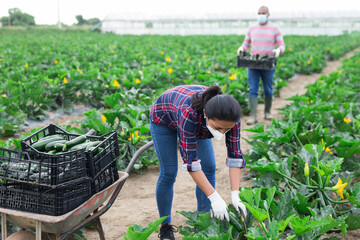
left=237, top=53, right=277, bottom=70
left=85, top=131, right=120, bottom=194
left=21, top=124, right=120, bottom=193
left=0, top=177, right=91, bottom=216
left=0, top=147, right=87, bottom=187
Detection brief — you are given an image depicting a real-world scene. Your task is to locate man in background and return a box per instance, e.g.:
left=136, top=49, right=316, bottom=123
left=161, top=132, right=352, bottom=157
left=237, top=6, right=285, bottom=125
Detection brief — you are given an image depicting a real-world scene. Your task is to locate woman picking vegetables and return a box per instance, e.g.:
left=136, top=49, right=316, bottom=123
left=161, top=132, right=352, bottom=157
left=150, top=85, right=247, bottom=240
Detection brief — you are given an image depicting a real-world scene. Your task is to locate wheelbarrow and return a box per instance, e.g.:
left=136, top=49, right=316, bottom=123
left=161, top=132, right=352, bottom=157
left=0, top=141, right=154, bottom=240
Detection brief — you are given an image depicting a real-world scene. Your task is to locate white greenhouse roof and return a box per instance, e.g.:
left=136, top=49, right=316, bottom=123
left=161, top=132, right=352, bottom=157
left=103, top=10, right=360, bottom=22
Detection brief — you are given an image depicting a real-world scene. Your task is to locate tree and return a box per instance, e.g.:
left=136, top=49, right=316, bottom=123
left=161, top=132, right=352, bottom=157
left=1, top=8, right=35, bottom=26
left=75, top=15, right=100, bottom=25
left=75, top=15, right=86, bottom=25
left=87, top=18, right=100, bottom=25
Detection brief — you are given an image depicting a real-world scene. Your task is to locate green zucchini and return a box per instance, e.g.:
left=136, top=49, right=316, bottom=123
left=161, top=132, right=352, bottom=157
left=31, top=135, right=65, bottom=151
left=54, top=142, right=66, bottom=151
left=35, top=134, right=65, bottom=142
left=62, top=135, right=87, bottom=151
left=69, top=141, right=101, bottom=151
left=45, top=140, right=67, bottom=150
left=47, top=150, right=57, bottom=154
left=88, top=147, right=103, bottom=153
left=69, top=141, right=91, bottom=151
left=229, top=211, right=243, bottom=232
left=85, top=141, right=101, bottom=151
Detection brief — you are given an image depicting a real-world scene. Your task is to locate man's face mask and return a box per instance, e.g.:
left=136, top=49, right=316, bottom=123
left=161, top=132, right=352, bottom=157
left=257, top=14, right=267, bottom=24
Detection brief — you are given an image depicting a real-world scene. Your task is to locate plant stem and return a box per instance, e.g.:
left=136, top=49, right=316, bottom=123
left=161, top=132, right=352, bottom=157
left=292, top=129, right=304, bottom=148
left=276, top=171, right=318, bottom=189
left=259, top=221, right=269, bottom=237
left=305, top=191, right=317, bottom=199
left=321, top=190, right=350, bottom=204
left=285, top=142, right=297, bottom=151
left=306, top=176, right=310, bottom=186
left=318, top=191, right=327, bottom=207
left=335, top=209, right=352, bottom=214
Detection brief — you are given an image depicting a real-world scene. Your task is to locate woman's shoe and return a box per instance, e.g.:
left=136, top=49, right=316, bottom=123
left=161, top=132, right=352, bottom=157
left=158, top=224, right=178, bottom=240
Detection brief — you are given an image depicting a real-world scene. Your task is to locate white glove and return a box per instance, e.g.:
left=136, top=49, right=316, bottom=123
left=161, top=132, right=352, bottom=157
left=237, top=46, right=244, bottom=55
left=208, top=191, right=229, bottom=221
left=231, top=190, right=247, bottom=218
left=272, top=48, right=281, bottom=58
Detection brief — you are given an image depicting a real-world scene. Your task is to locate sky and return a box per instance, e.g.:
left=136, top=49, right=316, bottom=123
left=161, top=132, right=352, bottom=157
left=1, top=0, right=360, bottom=25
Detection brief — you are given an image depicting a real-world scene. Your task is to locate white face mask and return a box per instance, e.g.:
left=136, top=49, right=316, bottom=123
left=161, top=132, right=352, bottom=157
left=257, top=14, right=267, bottom=24
left=205, top=118, right=225, bottom=141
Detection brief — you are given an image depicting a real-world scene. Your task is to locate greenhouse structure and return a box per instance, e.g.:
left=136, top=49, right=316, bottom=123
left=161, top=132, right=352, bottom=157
left=101, top=11, right=360, bottom=35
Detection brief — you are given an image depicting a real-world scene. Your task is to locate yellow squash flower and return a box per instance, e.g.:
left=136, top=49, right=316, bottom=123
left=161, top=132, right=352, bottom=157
left=54, top=60, right=58, bottom=64
left=186, top=58, right=191, bottom=62
left=229, top=74, right=236, bottom=80
left=63, top=77, right=68, bottom=84
left=168, top=68, right=173, bottom=74
left=307, top=61, right=311, bottom=65
left=166, top=57, right=171, bottom=62
left=102, top=115, right=107, bottom=123
left=138, top=70, right=143, bottom=75
left=304, top=163, right=309, bottom=177
left=25, top=64, right=29, bottom=68
left=332, top=177, right=347, bottom=199
left=113, top=79, right=120, bottom=87
left=128, top=131, right=140, bottom=142
left=323, top=146, right=333, bottom=154
left=343, top=117, right=352, bottom=123
left=136, top=78, right=141, bottom=84
left=1, top=94, right=7, bottom=97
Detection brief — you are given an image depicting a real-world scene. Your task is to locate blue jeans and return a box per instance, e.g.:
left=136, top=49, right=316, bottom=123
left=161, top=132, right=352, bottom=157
left=248, top=68, right=275, bottom=97
left=150, top=121, right=216, bottom=224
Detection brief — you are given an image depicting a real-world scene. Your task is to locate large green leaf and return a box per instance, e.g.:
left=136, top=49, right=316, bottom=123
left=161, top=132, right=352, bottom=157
left=242, top=202, right=269, bottom=223
left=123, top=216, right=167, bottom=240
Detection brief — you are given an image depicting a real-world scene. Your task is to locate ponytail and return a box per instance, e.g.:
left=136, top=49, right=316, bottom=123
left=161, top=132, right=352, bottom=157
left=191, top=85, right=222, bottom=110
left=191, top=85, right=241, bottom=122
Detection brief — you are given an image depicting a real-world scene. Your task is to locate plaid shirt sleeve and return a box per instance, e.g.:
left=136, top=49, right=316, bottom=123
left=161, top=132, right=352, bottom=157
left=177, top=106, right=202, bottom=172
left=226, top=121, right=246, bottom=168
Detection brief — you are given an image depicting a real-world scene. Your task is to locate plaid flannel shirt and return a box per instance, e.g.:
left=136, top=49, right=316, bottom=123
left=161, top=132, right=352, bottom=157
left=150, top=85, right=246, bottom=171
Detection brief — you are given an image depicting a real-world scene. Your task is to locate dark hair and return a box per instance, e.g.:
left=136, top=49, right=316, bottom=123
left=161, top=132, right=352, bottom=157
left=191, top=85, right=241, bottom=122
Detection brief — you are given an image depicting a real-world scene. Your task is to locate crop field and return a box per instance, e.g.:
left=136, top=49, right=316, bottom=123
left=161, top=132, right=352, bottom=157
left=0, top=29, right=360, bottom=239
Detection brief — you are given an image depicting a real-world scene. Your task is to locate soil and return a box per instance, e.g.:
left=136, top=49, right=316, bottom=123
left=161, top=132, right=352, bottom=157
left=5, top=49, right=358, bottom=239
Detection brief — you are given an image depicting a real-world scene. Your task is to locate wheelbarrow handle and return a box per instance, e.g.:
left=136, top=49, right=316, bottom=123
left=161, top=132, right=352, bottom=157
left=125, top=141, right=154, bottom=174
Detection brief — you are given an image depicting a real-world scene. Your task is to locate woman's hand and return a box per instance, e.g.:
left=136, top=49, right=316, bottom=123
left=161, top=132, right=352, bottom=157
left=208, top=190, right=229, bottom=221
left=231, top=190, right=247, bottom=218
